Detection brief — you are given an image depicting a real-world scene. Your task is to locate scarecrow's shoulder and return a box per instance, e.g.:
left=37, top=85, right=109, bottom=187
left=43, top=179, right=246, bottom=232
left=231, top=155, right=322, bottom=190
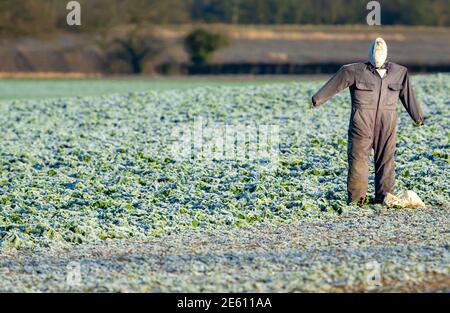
left=338, top=63, right=365, bottom=74
left=388, top=62, right=408, bottom=73
left=343, top=63, right=365, bottom=69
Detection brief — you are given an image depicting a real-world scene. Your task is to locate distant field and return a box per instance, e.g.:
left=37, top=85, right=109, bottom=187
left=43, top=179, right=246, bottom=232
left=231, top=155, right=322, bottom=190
left=163, top=25, right=450, bottom=65
left=1, top=25, right=449, bottom=74
left=0, top=79, right=256, bottom=100
left=0, top=76, right=325, bottom=100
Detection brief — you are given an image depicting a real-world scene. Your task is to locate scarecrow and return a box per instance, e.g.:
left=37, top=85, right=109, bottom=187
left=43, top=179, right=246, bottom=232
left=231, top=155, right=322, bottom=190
left=311, top=38, right=424, bottom=204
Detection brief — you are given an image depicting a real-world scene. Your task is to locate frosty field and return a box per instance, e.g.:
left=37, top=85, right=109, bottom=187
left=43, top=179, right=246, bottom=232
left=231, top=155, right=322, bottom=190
left=0, top=75, right=449, bottom=292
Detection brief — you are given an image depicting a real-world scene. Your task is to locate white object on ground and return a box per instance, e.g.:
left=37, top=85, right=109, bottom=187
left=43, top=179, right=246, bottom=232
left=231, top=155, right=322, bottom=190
left=384, top=190, right=426, bottom=209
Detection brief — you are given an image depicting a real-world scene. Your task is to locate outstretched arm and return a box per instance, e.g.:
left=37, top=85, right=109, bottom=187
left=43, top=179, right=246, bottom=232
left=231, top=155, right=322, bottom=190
left=399, top=70, right=424, bottom=125
left=312, top=65, right=355, bottom=107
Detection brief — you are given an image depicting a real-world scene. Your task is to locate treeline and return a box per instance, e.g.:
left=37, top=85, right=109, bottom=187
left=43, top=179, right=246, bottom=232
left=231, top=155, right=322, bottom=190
left=189, top=0, right=450, bottom=25
left=0, top=0, right=449, bottom=37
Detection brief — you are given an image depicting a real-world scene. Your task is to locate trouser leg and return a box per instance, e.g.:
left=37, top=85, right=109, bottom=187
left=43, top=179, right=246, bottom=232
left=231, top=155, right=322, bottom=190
left=347, top=135, right=373, bottom=204
left=373, top=112, right=397, bottom=203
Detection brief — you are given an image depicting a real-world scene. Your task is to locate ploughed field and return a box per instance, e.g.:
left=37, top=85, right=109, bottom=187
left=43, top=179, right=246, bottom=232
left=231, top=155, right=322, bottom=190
left=0, top=75, right=449, bottom=292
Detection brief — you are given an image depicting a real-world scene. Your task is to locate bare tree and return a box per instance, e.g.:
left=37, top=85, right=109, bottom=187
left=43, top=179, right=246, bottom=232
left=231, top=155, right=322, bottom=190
left=106, top=26, right=165, bottom=74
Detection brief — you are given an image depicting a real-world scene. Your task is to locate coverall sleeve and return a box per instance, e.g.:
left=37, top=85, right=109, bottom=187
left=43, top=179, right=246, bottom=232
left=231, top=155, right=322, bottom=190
left=312, top=65, right=354, bottom=107
left=399, top=70, right=424, bottom=124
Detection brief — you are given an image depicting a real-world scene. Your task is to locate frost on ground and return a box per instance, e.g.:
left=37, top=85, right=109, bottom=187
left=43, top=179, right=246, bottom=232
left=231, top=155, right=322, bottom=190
left=0, top=75, right=449, bottom=292
left=1, top=208, right=449, bottom=292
